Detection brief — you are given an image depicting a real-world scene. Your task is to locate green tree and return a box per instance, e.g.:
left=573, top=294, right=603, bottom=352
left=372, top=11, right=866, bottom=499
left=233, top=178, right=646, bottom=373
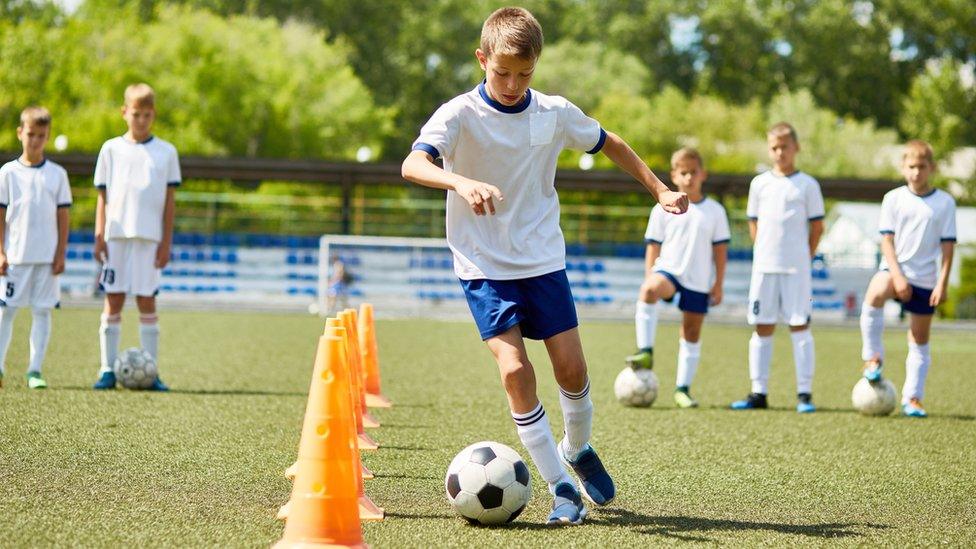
left=899, top=58, right=976, bottom=157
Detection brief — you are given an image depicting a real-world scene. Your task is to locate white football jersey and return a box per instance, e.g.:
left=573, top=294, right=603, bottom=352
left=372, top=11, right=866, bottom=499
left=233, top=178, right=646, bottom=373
left=0, top=158, right=72, bottom=264
left=413, top=82, right=605, bottom=280
left=878, top=186, right=956, bottom=289
left=644, top=197, right=731, bottom=293
left=94, top=135, right=180, bottom=242
left=747, top=171, right=824, bottom=274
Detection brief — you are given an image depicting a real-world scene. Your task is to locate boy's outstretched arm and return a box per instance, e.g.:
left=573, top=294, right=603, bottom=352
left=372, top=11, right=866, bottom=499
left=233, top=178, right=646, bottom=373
left=808, top=219, right=824, bottom=259
left=402, top=150, right=504, bottom=216
left=600, top=131, right=688, bottom=214
left=930, top=241, right=954, bottom=306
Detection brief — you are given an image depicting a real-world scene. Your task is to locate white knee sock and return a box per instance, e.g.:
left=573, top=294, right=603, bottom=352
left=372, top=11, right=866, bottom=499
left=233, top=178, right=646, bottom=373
left=635, top=300, right=658, bottom=350
left=28, top=308, right=52, bottom=374
left=903, top=342, right=931, bottom=404
left=513, top=403, right=573, bottom=494
left=0, top=306, right=18, bottom=375
left=99, top=313, right=122, bottom=374
left=139, top=314, right=160, bottom=362
left=558, top=378, right=592, bottom=460
left=790, top=329, right=815, bottom=394
left=749, top=333, right=773, bottom=394
left=675, top=338, right=701, bottom=389
left=860, top=304, right=885, bottom=361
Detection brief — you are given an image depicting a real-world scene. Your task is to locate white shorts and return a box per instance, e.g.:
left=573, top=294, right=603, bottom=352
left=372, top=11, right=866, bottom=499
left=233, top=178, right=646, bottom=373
left=1, top=264, right=60, bottom=309
left=100, top=238, right=160, bottom=297
left=747, top=270, right=812, bottom=326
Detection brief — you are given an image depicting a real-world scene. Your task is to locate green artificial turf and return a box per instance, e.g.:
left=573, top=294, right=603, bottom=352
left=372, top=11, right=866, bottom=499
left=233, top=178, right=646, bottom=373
left=0, top=309, right=973, bottom=547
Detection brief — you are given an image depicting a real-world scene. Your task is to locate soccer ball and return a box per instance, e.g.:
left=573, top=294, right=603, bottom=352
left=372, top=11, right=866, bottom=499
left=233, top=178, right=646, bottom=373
left=113, top=347, right=158, bottom=390
left=445, top=441, right=531, bottom=525
left=614, top=366, right=659, bottom=407
left=851, top=377, right=897, bottom=416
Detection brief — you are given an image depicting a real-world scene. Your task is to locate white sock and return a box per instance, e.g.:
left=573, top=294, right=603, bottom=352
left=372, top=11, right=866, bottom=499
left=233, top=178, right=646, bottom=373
left=558, top=378, right=592, bottom=460
left=513, top=403, right=573, bottom=494
left=749, top=333, right=773, bottom=394
left=0, top=306, right=18, bottom=375
left=903, top=342, right=931, bottom=404
left=635, top=300, right=658, bottom=350
left=139, top=314, right=160, bottom=362
left=860, top=304, right=885, bottom=361
left=790, top=329, right=815, bottom=394
left=28, top=308, right=52, bottom=375
left=675, top=338, right=701, bottom=388
left=99, top=313, right=122, bottom=374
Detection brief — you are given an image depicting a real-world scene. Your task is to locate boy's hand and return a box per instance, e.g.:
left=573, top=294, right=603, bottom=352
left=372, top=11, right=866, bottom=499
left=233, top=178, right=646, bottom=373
left=52, top=254, right=66, bottom=275
left=658, top=190, right=689, bottom=214
left=155, top=242, right=171, bottom=269
left=455, top=179, right=504, bottom=216
left=892, top=274, right=912, bottom=302
left=709, top=284, right=723, bottom=306
left=94, top=237, right=108, bottom=263
left=0, top=251, right=7, bottom=276
left=929, top=284, right=947, bottom=307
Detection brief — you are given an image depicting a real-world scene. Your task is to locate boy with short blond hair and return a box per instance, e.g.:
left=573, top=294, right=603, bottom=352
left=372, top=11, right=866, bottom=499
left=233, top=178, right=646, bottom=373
left=0, top=106, right=72, bottom=389
left=627, top=148, right=730, bottom=408
left=92, top=83, right=180, bottom=391
left=402, top=6, right=688, bottom=525
left=731, top=122, right=824, bottom=413
left=860, top=140, right=955, bottom=418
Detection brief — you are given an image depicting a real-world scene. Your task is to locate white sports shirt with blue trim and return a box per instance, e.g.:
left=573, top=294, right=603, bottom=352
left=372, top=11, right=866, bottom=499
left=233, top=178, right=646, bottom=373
left=746, top=171, right=824, bottom=274
left=412, top=82, right=606, bottom=280
left=94, top=135, right=181, bottom=243
left=0, top=158, right=72, bottom=264
left=644, top=197, right=731, bottom=294
left=878, top=186, right=956, bottom=289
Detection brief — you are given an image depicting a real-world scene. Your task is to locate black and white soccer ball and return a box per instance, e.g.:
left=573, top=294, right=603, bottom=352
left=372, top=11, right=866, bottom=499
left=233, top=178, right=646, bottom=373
left=113, top=347, right=158, bottom=390
left=445, top=441, right=531, bottom=525
left=614, top=366, right=659, bottom=407
left=851, top=377, right=897, bottom=416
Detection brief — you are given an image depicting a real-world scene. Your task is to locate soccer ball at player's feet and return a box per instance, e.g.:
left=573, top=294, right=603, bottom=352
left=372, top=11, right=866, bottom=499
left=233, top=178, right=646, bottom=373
left=113, top=347, right=159, bottom=390
left=445, top=441, right=531, bottom=525
left=614, top=366, right=658, bottom=407
left=851, top=377, right=897, bottom=416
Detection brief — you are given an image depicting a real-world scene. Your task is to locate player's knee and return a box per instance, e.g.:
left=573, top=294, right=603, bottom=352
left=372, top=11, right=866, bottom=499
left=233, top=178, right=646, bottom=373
left=553, top=358, right=587, bottom=392
left=638, top=283, right=659, bottom=303
left=683, top=326, right=701, bottom=342
left=498, top=358, right=532, bottom=388
left=755, top=324, right=776, bottom=337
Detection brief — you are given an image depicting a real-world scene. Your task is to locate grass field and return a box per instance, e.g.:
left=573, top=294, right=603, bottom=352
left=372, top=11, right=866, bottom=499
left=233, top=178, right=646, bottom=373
left=0, top=308, right=974, bottom=547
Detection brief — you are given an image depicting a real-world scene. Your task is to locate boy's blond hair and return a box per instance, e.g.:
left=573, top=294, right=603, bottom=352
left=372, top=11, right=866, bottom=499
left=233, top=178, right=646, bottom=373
left=903, top=139, right=935, bottom=165
left=124, top=83, right=156, bottom=108
left=480, top=7, right=543, bottom=60
left=767, top=121, right=798, bottom=143
left=670, top=147, right=704, bottom=170
left=19, top=106, right=52, bottom=128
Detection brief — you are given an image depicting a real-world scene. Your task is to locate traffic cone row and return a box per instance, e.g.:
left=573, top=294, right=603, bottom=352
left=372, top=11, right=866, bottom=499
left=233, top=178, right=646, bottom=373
left=274, top=304, right=391, bottom=548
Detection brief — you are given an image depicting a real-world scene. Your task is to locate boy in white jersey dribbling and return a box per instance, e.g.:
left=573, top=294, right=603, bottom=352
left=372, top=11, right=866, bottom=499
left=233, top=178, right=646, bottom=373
left=731, top=122, right=824, bottom=413
left=92, top=83, right=180, bottom=391
left=626, top=148, right=730, bottom=408
left=860, top=140, right=956, bottom=418
left=0, top=107, right=71, bottom=389
left=402, top=7, right=688, bottom=525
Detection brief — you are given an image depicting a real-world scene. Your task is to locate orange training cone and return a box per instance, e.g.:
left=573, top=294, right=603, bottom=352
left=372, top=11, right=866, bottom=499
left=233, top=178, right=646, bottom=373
left=358, top=304, right=392, bottom=409
left=274, top=335, right=366, bottom=548
left=328, top=318, right=379, bottom=450
left=340, top=310, right=381, bottom=429
left=285, top=461, right=372, bottom=482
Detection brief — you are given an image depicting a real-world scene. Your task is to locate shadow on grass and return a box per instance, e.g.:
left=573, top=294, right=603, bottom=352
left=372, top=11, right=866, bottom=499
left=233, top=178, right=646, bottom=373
left=53, top=385, right=308, bottom=397
left=386, top=511, right=455, bottom=520
left=379, top=444, right=433, bottom=451
left=591, top=508, right=890, bottom=542
left=373, top=473, right=439, bottom=480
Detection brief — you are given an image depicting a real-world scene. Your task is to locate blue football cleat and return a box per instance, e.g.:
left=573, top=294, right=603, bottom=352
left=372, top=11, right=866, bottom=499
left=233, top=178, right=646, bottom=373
left=796, top=393, right=815, bottom=414
left=902, top=398, right=927, bottom=418
left=863, top=359, right=883, bottom=382
left=731, top=392, right=768, bottom=410
left=148, top=378, right=170, bottom=392
left=559, top=443, right=615, bottom=506
left=93, top=371, right=117, bottom=390
left=547, top=482, right=587, bottom=526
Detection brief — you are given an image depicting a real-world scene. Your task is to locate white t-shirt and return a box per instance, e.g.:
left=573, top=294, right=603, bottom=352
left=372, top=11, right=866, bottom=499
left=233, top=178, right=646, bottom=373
left=644, top=197, right=731, bottom=293
left=0, top=159, right=72, bottom=264
left=878, top=186, right=956, bottom=289
left=412, top=83, right=605, bottom=280
left=747, top=171, right=824, bottom=274
left=94, top=135, right=181, bottom=242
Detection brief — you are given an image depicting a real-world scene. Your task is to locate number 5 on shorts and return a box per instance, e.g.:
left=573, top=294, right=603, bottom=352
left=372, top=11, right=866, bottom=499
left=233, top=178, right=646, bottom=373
left=5, top=282, right=13, bottom=298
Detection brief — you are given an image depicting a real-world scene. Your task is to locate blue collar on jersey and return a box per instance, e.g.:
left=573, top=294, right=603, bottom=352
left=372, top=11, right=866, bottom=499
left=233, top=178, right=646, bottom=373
left=16, top=158, right=46, bottom=168
left=907, top=186, right=937, bottom=198
left=478, top=80, right=532, bottom=114
left=124, top=135, right=155, bottom=145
